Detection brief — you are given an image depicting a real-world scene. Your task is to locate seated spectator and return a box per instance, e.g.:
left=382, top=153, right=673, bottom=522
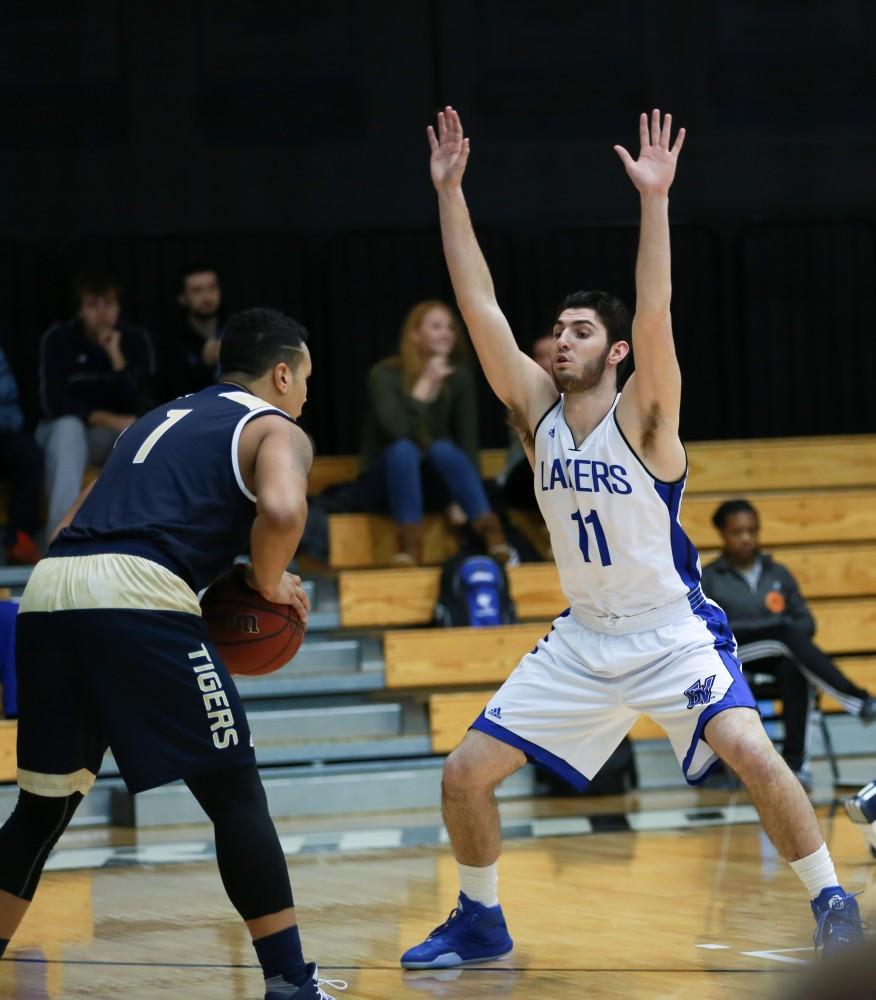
left=702, top=499, right=875, bottom=732
left=0, top=346, right=42, bottom=564
left=496, top=330, right=553, bottom=511
left=37, top=273, right=156, bottom=540
left=359, top=299, right=515, bottom=566
left=158, top=263, right=223, bottom=401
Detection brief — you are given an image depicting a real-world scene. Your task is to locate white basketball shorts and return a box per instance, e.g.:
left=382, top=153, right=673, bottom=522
left=470, top=599, right=757, bottom=789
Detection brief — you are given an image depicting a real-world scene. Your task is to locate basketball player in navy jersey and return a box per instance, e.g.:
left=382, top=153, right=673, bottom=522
left=0, top=309, right=344, bottom=999
left=401, top=109, right=863, bottom=968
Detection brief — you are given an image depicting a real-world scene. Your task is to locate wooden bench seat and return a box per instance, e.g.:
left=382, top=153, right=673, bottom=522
left=329, top=488, right=876, bottom=568
left=428, top=655, right=876, bottom=754
left=339, top=543, right=876, bottom=628
left=0, top=720, right=16, bottom=782
left=308, top=434, right=876, bottom=498
left=384, top=597, right=876, bottom=689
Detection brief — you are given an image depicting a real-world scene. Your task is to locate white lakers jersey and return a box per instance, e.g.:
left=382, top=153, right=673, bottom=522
left=534, top=395, right=702, bottom=622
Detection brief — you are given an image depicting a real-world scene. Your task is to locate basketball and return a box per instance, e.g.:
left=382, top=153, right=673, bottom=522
left=200, top=567, right=306, bottom=676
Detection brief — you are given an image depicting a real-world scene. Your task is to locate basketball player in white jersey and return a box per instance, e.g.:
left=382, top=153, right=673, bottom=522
left=401, top=108, right=863, bottom=967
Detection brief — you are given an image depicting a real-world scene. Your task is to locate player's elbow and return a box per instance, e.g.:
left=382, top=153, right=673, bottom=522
left=257, top=493, right=307, bottom=536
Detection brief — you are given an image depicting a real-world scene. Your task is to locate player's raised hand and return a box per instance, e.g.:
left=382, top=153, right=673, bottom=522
left=428, top=106, right=470, bottom=192
left=613, top=110, right=685, bottom=197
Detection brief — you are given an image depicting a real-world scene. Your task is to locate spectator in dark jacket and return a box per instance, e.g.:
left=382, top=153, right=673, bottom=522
left=360, top=299, right=514, bottom=565
left=0, top=347, right=42, bottom=563
left=157, top=263, right=223, bottom=402
left=702, top=499, right=875, bottom=729
left=36, top=273, right=156, bottom=539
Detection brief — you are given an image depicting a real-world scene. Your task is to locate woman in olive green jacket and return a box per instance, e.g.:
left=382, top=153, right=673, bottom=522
left=360, top=300, right=513, bottom=565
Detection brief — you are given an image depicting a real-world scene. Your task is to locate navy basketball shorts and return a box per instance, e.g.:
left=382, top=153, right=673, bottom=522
left=470, top=599, right=758, bottom=790
left=15, top=608, right=255, bottom=796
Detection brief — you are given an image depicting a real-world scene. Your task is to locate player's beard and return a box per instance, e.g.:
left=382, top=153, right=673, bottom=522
left=552, top=342, right=611, bottom=394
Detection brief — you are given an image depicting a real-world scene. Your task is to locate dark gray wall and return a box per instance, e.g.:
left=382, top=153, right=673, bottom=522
left=2, top=1, right=875, bottom=449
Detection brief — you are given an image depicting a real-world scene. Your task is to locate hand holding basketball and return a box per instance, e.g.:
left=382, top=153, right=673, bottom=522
left=244, top=565, right=310, bottom=625
left=200, top=566, right=308, bottom=676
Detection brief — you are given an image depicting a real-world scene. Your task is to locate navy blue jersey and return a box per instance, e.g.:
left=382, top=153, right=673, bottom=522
left=51, top=383, right=293, bottom=592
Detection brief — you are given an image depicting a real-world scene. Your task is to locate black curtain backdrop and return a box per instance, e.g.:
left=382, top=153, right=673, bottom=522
left=1, top=1, right=875, bottom=452
left=2, top=221, right=875, bottom=453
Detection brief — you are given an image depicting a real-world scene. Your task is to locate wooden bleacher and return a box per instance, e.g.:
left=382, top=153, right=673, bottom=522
left=324, top=435, right=876, bottom=568
left=383, top=605, right=876, bottom=689
left=329, top=433, right=876, bottom=759
left=1, top=434, right=872, bottom=779
left=309, top=434, right=876, bottom=500
left=427, top=655, right=876, bottom=754
left=339, top=544, right=876, bottom=628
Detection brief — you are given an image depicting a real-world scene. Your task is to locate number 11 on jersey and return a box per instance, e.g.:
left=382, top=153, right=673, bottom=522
left=571, top=509, right=612, bottom=567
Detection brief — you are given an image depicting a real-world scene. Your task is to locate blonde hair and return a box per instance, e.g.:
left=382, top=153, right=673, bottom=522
left=398, top=300, right=469, bottom=391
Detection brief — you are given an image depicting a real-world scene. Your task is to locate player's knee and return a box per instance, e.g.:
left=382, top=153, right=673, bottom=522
left=5, top=790, right=78, bottom=830
left=0, top=791, right=81, bottom=900
left=186, top=765, right=267, bottom=823
left=719, top=731, right=780, bottom=784
left=442, top=746, right=495, bottom=798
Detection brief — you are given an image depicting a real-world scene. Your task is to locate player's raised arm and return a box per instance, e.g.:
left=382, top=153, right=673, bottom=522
left=614, top=110, right=687, bottom=464
left=429, top=107, right=555, bottom=424
left=247, top=417, right=312, bottom=621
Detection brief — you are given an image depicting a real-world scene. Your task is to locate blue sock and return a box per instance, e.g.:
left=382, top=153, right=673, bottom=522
left=254, top=926, right=308, bottom=989
left=0, top=938, right=7, bottom=958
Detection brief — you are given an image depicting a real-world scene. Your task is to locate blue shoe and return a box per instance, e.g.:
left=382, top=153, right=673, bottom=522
left=265, top=963, right=347, bottom=999
left=845, top=781, right=876, bottom=825
left=845, top=782, right=876, bottom=859
left=811, top=888, right=864, bottom=954
left=401, top=892, right=513, bottom=969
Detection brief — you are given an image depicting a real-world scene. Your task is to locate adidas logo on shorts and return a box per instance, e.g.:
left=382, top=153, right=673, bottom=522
left=487, top=706, right=502, bottom=719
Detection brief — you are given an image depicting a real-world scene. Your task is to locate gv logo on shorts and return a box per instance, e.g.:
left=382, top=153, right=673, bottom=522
left=684, top=675, right=716, bottom=710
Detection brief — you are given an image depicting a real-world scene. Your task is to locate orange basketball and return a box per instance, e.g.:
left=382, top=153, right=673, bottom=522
left=200, top=567, right=306, bottom=676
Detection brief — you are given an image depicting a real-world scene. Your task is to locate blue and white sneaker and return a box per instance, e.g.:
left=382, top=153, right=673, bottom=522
left=845, top=780, right=876, bottom=860
left=811, top=888, right=864, bottom=954
left=265, top=963, right=347, bottom=999
left=401, top=892, right=513, bottom=969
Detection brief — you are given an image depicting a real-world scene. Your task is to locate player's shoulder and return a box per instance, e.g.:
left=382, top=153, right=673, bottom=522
left=243, top=412, right=313, bottom=476
left=243, top=408, right=308, bottom=447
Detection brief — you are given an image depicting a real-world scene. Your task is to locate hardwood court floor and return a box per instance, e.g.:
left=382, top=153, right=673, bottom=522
left=0, top=800, right=872, bottom=999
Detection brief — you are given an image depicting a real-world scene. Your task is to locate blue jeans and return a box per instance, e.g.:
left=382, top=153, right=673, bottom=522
left=365, top=439, right=490, bottom=524
left=0, top=600, right=17, bottom=717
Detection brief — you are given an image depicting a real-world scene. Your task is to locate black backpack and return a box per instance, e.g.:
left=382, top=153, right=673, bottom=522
left=434, top=551, right=517, bottom=628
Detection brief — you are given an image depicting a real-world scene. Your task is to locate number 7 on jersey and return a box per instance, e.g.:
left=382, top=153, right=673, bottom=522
left=132, top=409, right=193, bottom=464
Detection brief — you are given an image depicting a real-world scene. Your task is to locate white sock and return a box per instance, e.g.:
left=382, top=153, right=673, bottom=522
left=789, top=843, right=840, bottom=900
left=458, top=862, right=499, bottom=908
